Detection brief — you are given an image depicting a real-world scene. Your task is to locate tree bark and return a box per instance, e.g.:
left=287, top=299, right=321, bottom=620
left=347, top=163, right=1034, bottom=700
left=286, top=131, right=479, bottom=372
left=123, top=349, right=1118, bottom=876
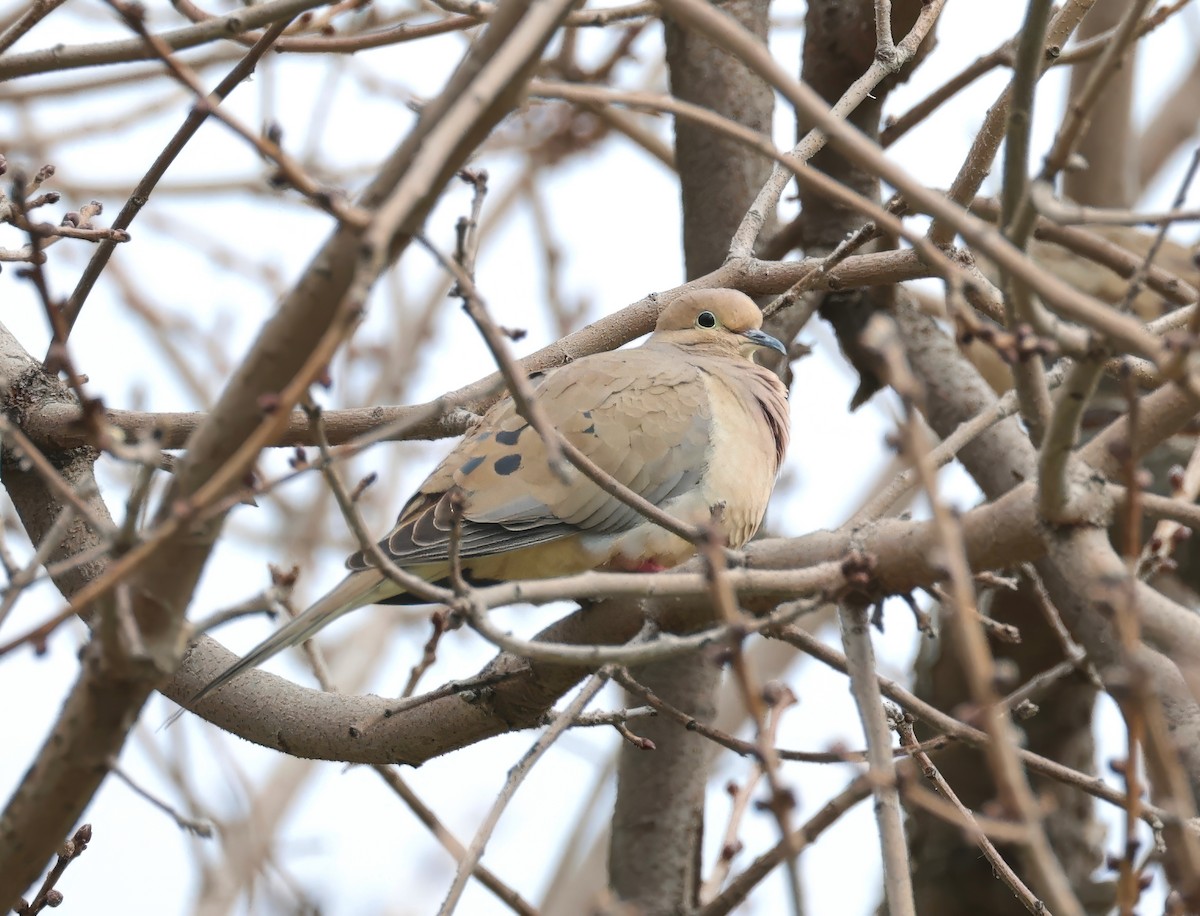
left=608, top=2, right=775, bottom=912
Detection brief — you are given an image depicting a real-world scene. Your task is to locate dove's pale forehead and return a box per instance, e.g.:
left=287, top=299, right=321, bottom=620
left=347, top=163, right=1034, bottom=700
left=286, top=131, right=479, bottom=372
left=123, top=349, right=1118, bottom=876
left=655, top=289, right=764, bottom=334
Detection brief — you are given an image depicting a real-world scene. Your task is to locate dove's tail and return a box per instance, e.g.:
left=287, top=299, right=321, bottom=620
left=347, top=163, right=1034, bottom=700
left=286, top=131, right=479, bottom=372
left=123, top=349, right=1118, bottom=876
left=189, top=568, right=394, bottom=707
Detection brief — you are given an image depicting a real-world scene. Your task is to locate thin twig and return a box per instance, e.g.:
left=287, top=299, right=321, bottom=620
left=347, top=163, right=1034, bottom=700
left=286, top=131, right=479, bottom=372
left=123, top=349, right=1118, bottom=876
left=458, top=587, right=826, bottom=669
left=108, top=763, right=213, bottom=837
left=859, top=314, right=1083, bottom=915
left=726, top=0, right=947, bottom=258
left=371, top=767, right=539, bottom=916
left=770, top=623, right=1169, bottom=831
left=895, top=714, right=1044, bottom=914
left=13, top=824, right=92, bottom=916
left=838, top=601, right=915, bottom=916
left=695, top=775, right=874, bottom=916
left=435, top=671, right=609, bottom=916
left=104, top=0, right=366, bottom=227
left=417, top=234, right=570, bottom=482
left=59, top=16, right=297, bottom=346
left=304, top=401, right=450, bottom=603
left=701, top=686, right=797, bottom=902
left=699, top=526, right=802, bottom=916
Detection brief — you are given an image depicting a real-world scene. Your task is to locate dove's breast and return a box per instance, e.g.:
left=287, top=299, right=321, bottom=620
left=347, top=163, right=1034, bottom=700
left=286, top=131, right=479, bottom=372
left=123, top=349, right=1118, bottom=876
left=692, top=360, right=790, bottom=549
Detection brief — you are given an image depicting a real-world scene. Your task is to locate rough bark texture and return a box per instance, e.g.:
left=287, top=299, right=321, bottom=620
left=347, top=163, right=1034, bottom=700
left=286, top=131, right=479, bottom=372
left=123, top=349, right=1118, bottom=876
left=910, top=586, right=1107, bottom=915
left=903, top=0, right=1148, bottom=907
left=610, top=652, right=723, bottom=910
left=608, top=2, right=775, bottom=912
left=0, top=340, right=110, bottom=604
left=0, top=2, right=579, bottom=906
left=797, top=0, right=928, bottom=408
left=665, top=0, right=775, bottom=274
left=0, top=329, right=125, bottom=912
left=901, top=297, right=1108, bottom=914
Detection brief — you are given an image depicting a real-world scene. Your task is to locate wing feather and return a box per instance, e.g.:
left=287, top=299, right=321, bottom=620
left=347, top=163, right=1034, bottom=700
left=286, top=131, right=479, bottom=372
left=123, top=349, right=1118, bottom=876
left=346, top=350, right=712, bottom=573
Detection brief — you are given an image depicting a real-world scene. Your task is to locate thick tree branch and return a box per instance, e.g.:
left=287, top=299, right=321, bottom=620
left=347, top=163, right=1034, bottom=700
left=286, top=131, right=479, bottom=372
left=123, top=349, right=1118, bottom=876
left=0, top=1, right=581, bottom=905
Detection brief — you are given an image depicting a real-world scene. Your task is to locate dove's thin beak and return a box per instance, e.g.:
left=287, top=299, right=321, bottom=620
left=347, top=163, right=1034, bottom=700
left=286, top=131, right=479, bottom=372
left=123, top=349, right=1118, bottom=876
left=741, top=328, right=787, bottom=357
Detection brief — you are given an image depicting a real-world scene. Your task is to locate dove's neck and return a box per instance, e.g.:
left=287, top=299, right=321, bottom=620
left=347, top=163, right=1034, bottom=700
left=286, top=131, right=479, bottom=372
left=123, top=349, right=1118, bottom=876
left=642, top=335, right=744, bottom=361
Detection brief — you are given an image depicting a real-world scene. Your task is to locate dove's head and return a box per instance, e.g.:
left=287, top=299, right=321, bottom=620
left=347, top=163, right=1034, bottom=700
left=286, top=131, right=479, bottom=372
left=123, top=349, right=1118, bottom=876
left=652, top=289, right=787, bottom=360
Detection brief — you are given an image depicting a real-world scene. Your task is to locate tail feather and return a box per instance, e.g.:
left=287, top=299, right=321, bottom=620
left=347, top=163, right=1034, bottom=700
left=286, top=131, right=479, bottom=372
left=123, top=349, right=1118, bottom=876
left=189, top=569, right=391, bottom=706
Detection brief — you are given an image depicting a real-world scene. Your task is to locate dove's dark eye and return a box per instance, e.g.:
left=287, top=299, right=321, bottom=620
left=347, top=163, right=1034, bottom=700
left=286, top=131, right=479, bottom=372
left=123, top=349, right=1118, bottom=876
left=696, top=310, right=717, bottom=329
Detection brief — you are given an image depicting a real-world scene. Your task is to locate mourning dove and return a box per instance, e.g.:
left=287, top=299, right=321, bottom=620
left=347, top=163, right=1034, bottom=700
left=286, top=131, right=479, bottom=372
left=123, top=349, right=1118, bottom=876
left=193, top=288, right=790, bottom=702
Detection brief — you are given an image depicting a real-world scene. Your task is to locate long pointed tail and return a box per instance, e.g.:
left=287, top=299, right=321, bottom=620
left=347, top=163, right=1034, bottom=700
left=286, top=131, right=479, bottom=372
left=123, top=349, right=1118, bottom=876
left=189, top=569, right=392, bottom=706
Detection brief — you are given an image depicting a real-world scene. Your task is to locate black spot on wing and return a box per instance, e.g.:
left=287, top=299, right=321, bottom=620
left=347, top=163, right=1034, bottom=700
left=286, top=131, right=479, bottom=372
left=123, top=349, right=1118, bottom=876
left=494, top=426, right=526, bottom=446
left=494, top=454, right=521, bottom=476
left=460, top=455, right=485, bottom=475
left=578, top=409, right=597, bottom=435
